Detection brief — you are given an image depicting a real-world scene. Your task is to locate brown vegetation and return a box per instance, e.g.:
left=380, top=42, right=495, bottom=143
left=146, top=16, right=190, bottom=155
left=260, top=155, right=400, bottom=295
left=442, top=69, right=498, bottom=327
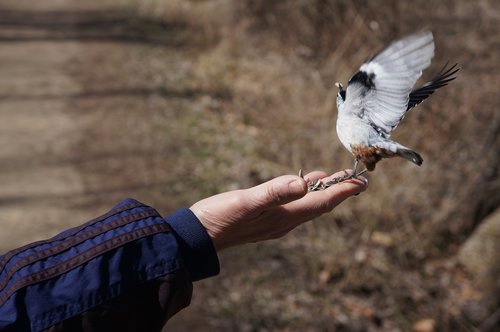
left=1, top=0, right=498, bottom=330
left=137, top=1, right=497, bottom=330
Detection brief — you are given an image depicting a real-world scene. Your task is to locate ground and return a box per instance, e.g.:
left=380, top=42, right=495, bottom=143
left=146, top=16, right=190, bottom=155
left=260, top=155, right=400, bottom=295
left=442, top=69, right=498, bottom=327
left=0, top=0, right=499, bottom=331
left=0, top=0, right=202, bottom=250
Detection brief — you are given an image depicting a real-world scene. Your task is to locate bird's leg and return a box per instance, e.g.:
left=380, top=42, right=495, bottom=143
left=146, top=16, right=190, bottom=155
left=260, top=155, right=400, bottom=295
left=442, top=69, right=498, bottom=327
left=317, top=158, right=356, bottom=188
left=350, top=158, right=359, bottom=178
left=348, top=158, right=369, bottom=177
left=356, top=168, right=368, bottom=177
left=300, top=158, right=367, bottom=192
left=337, top=158, right=359, bottom=180
left=348, top=159, right=368, bottom=178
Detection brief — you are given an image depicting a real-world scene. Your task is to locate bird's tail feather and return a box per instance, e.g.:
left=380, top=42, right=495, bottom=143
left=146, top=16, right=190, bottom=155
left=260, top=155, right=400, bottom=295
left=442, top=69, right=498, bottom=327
left=397, top=148, right=423, bottom=166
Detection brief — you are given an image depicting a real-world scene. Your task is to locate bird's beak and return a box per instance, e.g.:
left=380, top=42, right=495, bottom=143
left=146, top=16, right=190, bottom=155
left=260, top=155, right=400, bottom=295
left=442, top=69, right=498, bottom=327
left=335, top=82, right=343, bottom=90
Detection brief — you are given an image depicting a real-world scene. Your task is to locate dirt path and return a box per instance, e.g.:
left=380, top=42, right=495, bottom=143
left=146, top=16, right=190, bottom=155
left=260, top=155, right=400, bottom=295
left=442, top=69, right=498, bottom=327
left=0, top=0, right=203, bottom=253
left=0, top=0, right=168, bottom=252
left=0, top=2, right=215, bottom=328
left=0, top=1, right=92, bottom=252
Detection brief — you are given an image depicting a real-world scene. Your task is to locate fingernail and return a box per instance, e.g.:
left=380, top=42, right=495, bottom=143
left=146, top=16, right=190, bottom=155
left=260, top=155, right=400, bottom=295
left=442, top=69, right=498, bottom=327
left=354, top=177, right=368, bottom=196
left=290, top=178, right=307, bottom=195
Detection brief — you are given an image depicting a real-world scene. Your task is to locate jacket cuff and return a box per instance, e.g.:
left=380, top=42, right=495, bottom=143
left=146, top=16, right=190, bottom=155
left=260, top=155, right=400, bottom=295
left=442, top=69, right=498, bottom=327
left=164, top=208, right=220, bottom=281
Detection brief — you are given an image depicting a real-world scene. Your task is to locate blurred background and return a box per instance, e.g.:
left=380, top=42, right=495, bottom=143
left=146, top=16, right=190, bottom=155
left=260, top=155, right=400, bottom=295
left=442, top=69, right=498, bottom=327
left=0, top=0, right=498, bottom=331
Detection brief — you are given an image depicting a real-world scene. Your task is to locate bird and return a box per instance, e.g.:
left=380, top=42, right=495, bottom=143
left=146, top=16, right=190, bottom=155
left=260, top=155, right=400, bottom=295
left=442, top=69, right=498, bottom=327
left=309, top=31, right=459, bottom=191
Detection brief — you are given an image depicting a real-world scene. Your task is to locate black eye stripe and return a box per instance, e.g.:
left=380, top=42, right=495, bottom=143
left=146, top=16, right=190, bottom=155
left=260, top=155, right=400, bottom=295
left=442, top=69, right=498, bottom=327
left=339, top=90, right=346, bottom=101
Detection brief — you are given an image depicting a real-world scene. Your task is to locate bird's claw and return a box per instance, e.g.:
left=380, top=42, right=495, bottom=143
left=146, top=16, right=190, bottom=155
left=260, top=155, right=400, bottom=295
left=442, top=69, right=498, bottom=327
left=299, top=168, right=367, bottom=192
left=299, top=169, right=324, bottom=192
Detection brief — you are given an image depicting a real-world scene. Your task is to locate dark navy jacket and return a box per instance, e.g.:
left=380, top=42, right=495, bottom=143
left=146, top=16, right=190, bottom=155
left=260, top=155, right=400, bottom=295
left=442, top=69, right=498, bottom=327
left=0, top=198, right=220, bottom=331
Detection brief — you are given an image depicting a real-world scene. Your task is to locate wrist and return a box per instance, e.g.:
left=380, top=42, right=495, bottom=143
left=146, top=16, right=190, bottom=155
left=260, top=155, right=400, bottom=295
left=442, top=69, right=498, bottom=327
left=189, top=207, right=226, bottom=251
left=164, top=208, right=220, bottom=280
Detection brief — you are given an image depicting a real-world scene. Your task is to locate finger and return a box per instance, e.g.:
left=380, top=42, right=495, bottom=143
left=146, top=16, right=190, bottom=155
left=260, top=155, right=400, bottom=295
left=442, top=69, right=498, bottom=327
left=314, top=169, right=367, bottom=186
left=302, top=170, right=328, bottom=182
left=311, top=169, right=368, bottom=202
left=323, top=169, right=354, bottom=181
left=283, top=171, right=368, bottom=220
left=246, top=175, right=308, bottom=211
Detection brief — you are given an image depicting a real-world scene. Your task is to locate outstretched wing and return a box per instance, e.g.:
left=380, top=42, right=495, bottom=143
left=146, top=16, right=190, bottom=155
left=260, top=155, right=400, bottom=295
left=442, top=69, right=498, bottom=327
left=343, top=31, right=435, bottom=135
left=407, top=62, right=459, bottom=111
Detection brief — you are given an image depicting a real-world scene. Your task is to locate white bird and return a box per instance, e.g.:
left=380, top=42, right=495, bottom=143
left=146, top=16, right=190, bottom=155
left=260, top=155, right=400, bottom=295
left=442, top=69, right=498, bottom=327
left=329, top=31, right=458, bottom=185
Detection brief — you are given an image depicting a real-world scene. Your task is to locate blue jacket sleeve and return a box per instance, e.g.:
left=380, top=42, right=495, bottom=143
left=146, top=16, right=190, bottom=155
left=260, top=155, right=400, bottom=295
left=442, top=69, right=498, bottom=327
left=0, top=198, right=219, bottom=332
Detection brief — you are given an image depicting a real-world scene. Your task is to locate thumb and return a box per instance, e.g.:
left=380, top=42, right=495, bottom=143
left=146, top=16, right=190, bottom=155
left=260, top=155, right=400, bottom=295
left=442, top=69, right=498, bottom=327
left=246, top=175, right=308, bottom=211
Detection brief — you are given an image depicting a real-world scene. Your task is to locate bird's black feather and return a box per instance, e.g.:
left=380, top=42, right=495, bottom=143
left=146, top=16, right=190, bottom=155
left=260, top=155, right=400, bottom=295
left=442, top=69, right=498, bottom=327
left=339, top=90, right=346, bottom=101
left=349, top=70, right=376, bottom=89
left=406, top=63, right=460, bottom=111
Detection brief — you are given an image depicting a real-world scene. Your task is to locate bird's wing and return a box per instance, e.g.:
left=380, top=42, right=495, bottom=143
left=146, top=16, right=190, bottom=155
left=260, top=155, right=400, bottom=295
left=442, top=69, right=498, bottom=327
left=407, top=62, right=459, bottom=111
left=343, top=31, right=435, bottom=135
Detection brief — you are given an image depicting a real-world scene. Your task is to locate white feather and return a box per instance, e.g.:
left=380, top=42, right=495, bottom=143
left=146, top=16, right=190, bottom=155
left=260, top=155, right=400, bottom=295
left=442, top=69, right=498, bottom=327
left=342, top=31, right=435, bottom=134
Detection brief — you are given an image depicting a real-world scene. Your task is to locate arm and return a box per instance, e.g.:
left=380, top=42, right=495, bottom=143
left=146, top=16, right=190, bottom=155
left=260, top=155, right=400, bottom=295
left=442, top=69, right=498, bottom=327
left=191, top=170, right=367, bottom=251
left=0, top=170, right=366, bottom=332
left=0, top=199, right=219, bottom=332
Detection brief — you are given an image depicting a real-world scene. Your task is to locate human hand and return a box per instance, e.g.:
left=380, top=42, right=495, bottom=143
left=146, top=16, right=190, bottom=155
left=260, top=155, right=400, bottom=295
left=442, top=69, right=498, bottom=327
left=190, top=170, right=367, bottom=251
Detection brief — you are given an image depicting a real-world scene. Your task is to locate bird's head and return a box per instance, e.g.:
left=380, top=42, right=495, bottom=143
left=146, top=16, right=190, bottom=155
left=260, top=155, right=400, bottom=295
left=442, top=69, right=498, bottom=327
left=335, top=82, right=346, bottom=108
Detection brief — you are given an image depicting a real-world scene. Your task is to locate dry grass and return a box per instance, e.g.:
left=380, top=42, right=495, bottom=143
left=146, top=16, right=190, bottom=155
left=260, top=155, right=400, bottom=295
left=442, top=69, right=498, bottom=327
left=90, top=0, right=500, bottom=330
